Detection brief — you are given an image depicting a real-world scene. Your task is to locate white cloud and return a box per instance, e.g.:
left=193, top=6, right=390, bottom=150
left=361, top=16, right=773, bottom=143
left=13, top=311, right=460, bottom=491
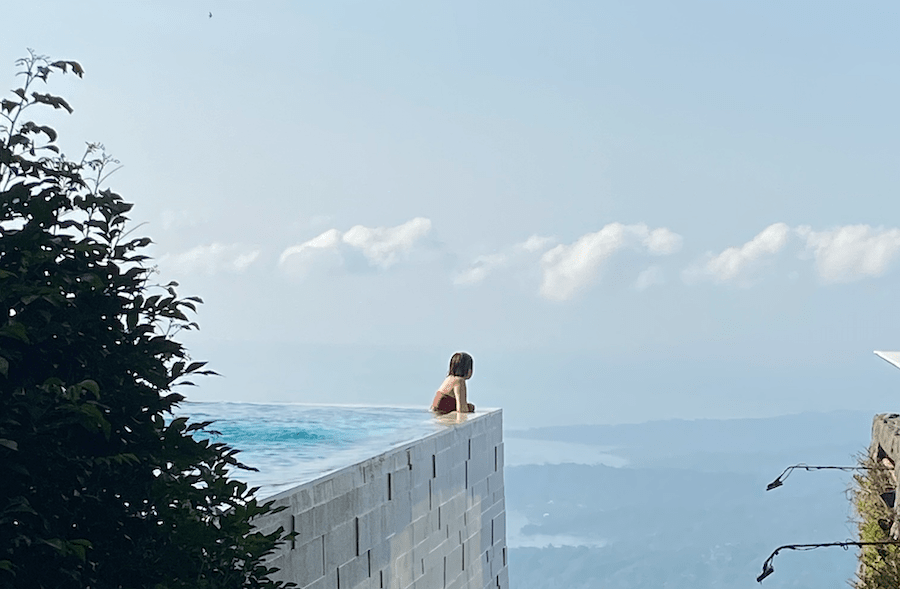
left=342, top=217, right=431, bottom=268
left=520, top=235, right=555, bottom=253
left=635, top=265, right=665, bottom=291
left=797, top=224, right=900, bottom=283
left=277, top=229, right=343, bottom=278
left=539, top=223, right=682, bottom=301
left=232, top=251, right=260, bottom=271
left=454, top=253, right=508, bottom=286
left=161, top=243, right=261, bottom=276
left=454, top=234, right=554, bottom=286
left=644, top=227, right=683, bottom=255
left=279, top=229, right=342, bottom=263
left=684, top=222, right=790, bottom=287
left=278, top=218, right=432, bottom=276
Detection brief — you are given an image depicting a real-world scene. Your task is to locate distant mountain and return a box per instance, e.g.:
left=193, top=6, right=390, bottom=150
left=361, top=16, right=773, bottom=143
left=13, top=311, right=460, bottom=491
left=504, top=411, right=873, bottom=588
left=507, top=409, right=875, bottom=473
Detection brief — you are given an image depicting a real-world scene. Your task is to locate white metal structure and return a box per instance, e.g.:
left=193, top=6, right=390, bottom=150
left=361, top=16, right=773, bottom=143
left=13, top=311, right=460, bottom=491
left=874, top=351, right=900, bottom=370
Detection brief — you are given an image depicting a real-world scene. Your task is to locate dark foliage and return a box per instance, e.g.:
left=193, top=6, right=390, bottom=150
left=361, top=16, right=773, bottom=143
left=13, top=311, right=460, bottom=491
left=853, top=452, right=900, bottom=589
left=0, top=51, right=294, bottom=589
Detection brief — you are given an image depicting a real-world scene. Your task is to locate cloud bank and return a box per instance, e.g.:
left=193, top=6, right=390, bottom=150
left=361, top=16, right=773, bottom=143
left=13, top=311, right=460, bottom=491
left=163, top=219, right=900, bottom=299
left=684, top=222, right=900, bottom=287
left=161, top=243, right=261, bottom=276
left=455, top=221, right=900, bottom=299
left=539, top=223, right=683, bottom=301
left=279, top=217, right=432, bottom=276
left=797, top=224, right=900, bottom=283
left=683, top=223, right=791, bottom=286
left=454, top=234, right=555, bottom=286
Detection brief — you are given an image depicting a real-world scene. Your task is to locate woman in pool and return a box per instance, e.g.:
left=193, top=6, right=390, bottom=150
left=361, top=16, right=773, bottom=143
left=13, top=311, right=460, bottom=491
left=430, top=352, right=476, bottom=414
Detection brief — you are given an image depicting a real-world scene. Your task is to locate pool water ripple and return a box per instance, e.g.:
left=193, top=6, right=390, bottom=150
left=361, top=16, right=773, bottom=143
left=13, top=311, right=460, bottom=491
left=174, top=402, right=445, bottom=497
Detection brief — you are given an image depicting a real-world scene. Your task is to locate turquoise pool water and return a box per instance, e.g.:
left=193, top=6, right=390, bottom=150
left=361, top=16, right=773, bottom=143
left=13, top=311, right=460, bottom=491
left=174, top=402, right=445, bottom=497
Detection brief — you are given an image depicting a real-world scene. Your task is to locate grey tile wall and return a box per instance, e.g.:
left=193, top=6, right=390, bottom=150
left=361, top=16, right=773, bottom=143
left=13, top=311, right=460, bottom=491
left=256, top=410, right=508, bottom=589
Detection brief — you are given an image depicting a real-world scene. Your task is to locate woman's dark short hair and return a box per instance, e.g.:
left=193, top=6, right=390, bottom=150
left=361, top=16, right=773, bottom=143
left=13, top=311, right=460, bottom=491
left=448, top=352, right=473, bottom=377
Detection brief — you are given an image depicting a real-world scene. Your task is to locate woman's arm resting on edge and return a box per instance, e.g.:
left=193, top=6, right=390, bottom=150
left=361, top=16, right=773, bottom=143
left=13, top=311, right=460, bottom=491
left=454, top=380, right=469, bottom=413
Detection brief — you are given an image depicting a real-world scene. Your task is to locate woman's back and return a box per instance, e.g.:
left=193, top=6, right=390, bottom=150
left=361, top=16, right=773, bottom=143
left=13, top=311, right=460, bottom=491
left=430, top=374, right=471, bottom=414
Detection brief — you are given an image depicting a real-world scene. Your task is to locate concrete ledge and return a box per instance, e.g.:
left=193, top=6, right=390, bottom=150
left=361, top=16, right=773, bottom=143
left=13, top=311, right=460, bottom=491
left=256, top=409, right=508, bottom=589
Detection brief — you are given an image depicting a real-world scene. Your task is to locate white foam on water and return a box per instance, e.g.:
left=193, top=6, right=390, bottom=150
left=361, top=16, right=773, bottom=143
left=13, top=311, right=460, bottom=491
left=506, top=510, right=608, bottom=549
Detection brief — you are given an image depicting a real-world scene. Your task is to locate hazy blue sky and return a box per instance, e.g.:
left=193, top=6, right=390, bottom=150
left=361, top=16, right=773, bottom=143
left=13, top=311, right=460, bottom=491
left=6, top=1, right=900, bottom=426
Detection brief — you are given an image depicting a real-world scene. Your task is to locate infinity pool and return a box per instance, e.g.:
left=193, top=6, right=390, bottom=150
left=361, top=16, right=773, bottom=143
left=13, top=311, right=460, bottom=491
left=175, top=402, right=446, bottom=497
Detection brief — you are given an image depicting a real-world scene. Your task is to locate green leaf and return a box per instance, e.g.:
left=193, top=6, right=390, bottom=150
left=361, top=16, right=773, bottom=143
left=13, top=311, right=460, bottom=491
left=185, top=361, right=207, bottom=373
left=0, top=323, right=30, bottom=343
left=77, top=379, right=100, bottom=395
left=0, top=356, right=7, bottom=377
left=37, top=125, right=57, bottom=142
left=68, top=539, right=92, bottom=561
left=31, top=92, right=73, bottom=114
left=6, top=500, right=37, bottom=515
left=0, top=439, right=18, bottom=451
left=77, top=404, right=111, bottom=439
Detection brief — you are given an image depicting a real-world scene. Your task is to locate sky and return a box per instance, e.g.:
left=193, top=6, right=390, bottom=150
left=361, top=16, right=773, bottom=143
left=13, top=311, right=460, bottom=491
left=5, top=1, right=900, bottom=427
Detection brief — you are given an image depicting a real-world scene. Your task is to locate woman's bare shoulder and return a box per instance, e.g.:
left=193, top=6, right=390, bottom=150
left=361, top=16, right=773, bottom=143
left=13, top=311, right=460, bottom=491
left=439, top=375, right=464, bottom=391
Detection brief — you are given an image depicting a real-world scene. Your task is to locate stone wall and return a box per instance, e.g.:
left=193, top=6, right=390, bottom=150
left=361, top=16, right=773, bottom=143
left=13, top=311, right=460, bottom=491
left=254, top=409, right=508, bottom=589
left=870, top=413, right=900, bottom=535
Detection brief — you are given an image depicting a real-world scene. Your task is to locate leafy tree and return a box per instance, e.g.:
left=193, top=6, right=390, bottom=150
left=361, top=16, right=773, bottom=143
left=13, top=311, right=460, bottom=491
left=0, top=51, right=293, bottom=589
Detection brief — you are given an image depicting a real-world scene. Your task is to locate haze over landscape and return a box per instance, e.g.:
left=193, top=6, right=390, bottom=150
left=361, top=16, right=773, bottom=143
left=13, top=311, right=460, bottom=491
left=6, top=2, right=900, bottom=586
left=503, top=410, right=871, bottom=588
